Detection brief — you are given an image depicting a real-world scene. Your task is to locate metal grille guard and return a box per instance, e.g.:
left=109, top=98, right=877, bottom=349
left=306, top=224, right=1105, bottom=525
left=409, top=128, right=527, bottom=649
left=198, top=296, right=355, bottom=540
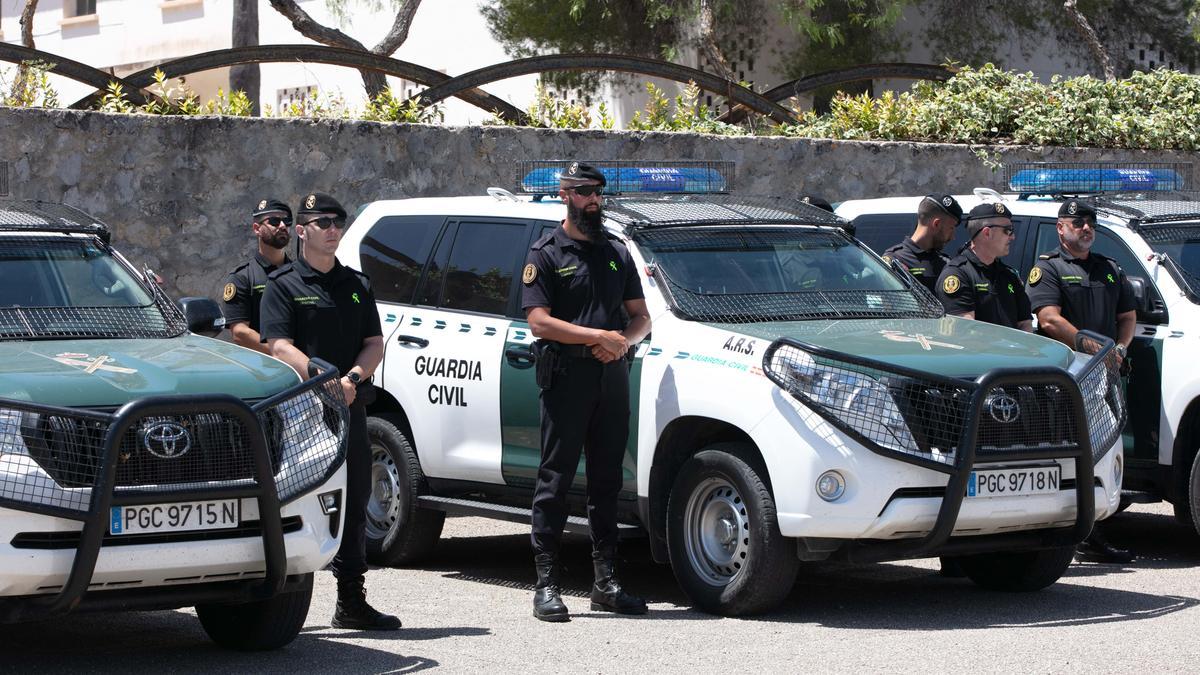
left=762, top=333, right=1125, bottom=561
left=0, top=360, right=347, bottom=623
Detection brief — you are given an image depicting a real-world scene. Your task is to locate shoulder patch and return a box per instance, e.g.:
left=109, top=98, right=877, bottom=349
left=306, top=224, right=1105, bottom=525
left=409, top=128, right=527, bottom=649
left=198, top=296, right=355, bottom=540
left=530, top=231, right=556, bottom=251
left=942, top=274, right=961, bottom=295
left=222, top=282, right=237, bottom=302
left=522, top=263, right=538, bottom=285
left=1028, top=266, right=1042, bottom=285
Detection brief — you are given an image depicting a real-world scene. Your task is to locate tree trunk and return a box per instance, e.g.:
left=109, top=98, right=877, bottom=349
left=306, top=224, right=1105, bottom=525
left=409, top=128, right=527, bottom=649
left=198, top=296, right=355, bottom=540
left=1064, top=0, right=1115, bottom=80
left=11, top=0, right=39, bottom=102
left=267, top=0, right=423, bottom=100
left=230, top=0, right=260, bottom=114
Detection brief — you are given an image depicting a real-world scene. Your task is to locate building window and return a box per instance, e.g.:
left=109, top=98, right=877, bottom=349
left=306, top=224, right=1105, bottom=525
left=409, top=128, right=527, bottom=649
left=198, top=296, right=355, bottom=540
left=65, top=0, right=97, bottom=18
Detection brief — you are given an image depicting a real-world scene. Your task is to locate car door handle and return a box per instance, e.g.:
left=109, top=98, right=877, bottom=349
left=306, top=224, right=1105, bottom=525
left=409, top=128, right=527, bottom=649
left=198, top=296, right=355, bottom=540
left=505, top=346, right=535, bottom=369
left=396, top=335, right=429, bottom=348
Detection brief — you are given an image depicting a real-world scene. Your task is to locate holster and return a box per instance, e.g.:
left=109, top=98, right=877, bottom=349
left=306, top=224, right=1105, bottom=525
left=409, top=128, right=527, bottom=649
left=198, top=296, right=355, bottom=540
left=531, top=340, right=560, bottom=391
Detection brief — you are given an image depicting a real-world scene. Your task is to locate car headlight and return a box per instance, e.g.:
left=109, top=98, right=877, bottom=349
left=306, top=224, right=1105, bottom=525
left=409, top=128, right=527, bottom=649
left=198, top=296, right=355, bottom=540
left=270, top=391, right=345, bottom=501
left=785, top=362, right=918, bottom=455
left=0, top=408, right=92, bottom=512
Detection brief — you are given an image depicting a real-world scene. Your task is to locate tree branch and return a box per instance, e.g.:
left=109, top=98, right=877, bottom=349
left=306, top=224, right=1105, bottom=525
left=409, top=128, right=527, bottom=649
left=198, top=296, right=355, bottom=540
left=1064, top=0, right=1115, bottom=81
left=696, top=2, right=736, bottom=82
left=266, top=0, right=368, bottom=50
left=12, top=0, right=39, bottom=102
left=372, top=0, right=423, bottom=55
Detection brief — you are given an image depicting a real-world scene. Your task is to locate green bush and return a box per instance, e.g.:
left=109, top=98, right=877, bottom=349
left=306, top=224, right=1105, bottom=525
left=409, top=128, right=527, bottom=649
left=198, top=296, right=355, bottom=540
left=783, top=64, right=1200, bottom=149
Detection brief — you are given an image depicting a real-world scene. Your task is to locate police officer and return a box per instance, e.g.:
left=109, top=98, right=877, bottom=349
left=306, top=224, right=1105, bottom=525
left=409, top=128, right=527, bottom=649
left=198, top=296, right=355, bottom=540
left=222, top=198, right=293, bottom=354
left=882, top=194, right=964, bottom=293
left=936, top=202, right=1032, bottom=331
left=521, top=162, right=652, bottom=622
left=1026, top=199, right=1136, bottom=564
left=259, top=192, right=400, bottom=630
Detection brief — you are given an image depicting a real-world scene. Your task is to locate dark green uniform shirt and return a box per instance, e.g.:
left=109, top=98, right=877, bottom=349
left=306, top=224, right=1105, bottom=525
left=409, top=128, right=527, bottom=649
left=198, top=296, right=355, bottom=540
left=1025, top=246, right=1135, bottom=341
left=936, top=249, right=1031, bottom=329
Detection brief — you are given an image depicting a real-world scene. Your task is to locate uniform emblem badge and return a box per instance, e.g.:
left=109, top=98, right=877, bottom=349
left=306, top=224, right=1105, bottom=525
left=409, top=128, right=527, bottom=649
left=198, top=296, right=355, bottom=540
left=257, top=199, right=267, bottom=211
left=305, top=194, right=316, bottom=209
left=568, top=162, right=579, bottom=176
left=881, top=255, right=893, bottom=265
left=1028, top=266, right=1042, bottom=285
left=942, top=275, right=961, bottom=294
left=994, top=203, right=1005, bottom=214
left=1067, top=202, right=1078, bottom=215
left=942, top=196, right=953, bottom=207
left=223, top=282, right=237, bottom=302
left=522, top=263, right=537, bottom=285
left=802, top=196, right=811, bottom=204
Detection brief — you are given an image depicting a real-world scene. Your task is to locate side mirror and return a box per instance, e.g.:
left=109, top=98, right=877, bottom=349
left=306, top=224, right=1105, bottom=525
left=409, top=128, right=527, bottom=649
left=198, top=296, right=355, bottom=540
left=179, top=296, right=225, bottom=337
left=1126, top=276, right=1168, bottom=325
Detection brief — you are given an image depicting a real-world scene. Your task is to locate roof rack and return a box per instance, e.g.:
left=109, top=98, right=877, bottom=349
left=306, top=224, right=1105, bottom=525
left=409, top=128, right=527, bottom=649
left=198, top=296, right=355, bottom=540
left=1085, top=191, right=1200, bottom=226
left=0, top=200, right=111, bottom=243
left=603, top=194, right=848, bottom=230
left=517, top=160, right=734, bottom=196
left=1005, top=161, right=1191, bottom=196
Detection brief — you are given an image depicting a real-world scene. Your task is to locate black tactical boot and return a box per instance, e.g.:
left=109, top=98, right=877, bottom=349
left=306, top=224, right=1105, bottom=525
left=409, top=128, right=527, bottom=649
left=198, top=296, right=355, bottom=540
left=590, top=551, right=647, bottom=615
left=332, top=577, right=402, bottom=630
left=1075, top=528, right=1134, bottom=564
left=533, top=553, right=569, bottom=622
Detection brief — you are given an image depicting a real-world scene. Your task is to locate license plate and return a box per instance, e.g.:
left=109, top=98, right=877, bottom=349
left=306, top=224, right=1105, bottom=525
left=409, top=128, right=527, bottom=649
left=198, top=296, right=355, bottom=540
left=109, top=500, right=240, bottom=535
left=968, top=465, right=1061, bottom=498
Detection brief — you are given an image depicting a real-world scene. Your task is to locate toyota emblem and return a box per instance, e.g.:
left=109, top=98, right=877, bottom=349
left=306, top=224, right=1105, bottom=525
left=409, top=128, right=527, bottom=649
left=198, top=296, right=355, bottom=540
left=141, top=422, right=192, bottom=459
left=986, top=392, right=1020, bottom=424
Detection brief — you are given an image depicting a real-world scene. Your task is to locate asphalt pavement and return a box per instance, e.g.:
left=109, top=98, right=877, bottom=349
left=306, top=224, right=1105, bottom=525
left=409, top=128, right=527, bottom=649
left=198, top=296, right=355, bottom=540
left=3, top=502, right=1198, bottom=673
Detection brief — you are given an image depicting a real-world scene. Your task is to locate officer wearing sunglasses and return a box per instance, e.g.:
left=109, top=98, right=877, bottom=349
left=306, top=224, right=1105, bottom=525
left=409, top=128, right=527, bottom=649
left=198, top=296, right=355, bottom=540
left=221, top=197, right=293, bottom=354
left=935, top=201, right=1032, bottom=331
left=260, top=192, right=401, bottom=631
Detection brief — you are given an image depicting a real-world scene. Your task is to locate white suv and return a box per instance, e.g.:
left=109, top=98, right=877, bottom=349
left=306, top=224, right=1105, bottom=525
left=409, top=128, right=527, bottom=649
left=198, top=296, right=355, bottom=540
left=340, top=161, right=1124, bottom=615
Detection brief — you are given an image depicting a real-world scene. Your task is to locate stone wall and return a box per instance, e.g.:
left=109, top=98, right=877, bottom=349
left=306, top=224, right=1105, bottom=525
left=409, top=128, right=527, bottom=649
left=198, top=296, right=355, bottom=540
left=0, top=107, right=1194, bottom=299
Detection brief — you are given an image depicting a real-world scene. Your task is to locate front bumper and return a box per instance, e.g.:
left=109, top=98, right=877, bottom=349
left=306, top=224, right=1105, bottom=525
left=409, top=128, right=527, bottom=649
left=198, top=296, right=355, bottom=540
left=0, top=364, right=348, bottom=623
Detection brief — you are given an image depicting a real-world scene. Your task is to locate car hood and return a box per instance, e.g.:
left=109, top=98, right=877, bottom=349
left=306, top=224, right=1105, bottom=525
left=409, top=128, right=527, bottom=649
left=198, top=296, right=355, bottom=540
left=0, top=335, right=300, bottom=408
left=708, top=316, right=1073, bottom=378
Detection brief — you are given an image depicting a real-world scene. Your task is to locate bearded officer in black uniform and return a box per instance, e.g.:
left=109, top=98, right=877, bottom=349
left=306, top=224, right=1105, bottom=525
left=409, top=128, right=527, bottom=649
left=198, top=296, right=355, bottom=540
left=259, top=192, right=400, bottom=630
left=521, top=162, right=652, bottom=622
left=936, top=202, right=1032, bottom=331
left=1026, top=198, right=1136, bottom=564
left=882, top=194, right=963, bottom=293
left=222, top=198, right=292, bottom=354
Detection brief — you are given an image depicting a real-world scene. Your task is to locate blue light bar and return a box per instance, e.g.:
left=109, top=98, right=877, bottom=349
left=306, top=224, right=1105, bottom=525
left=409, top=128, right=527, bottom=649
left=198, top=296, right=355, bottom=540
left=518, top=160, right=733, bottom=195
left=1008, top=165, right=1187, bottom=194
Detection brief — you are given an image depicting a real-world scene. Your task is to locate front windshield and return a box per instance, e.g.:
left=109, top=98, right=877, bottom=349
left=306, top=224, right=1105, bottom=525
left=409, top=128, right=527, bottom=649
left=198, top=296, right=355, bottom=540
left=635, top=226, right=944, bottom=322
left=0, top=236, right=185, bottom=340
left=1142, top=223, right=1200, bottom=299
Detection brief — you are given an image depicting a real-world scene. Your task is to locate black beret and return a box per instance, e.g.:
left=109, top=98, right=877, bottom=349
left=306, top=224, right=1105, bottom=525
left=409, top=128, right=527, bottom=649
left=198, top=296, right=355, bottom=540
left=252, top=197, right=292, bottom=219
left=799, top=195, right=834, bottom=212
left=297, top=192, right=346, bottom=219
left=1059, top=199, right=1096, bottom=220
left=965, top=202, right=1013, bottom=236
left=560, top=161, right=606, bottom=187
left=923, top=193, right=963, bottom=223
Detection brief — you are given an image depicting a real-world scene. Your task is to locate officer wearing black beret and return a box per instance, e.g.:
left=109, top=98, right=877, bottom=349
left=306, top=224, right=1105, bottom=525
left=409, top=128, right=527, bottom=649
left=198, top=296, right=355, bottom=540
left=935, top=202, right=1032, bottom=331
left=1026, top=198, right=1135, bottom=563
left=521, top=161, right=652, bottom=622
left=882, top=194, right=964, bottom=293
left=260, top=192, right=400, bottom=630
left=221, top=197, right=292, bottom=354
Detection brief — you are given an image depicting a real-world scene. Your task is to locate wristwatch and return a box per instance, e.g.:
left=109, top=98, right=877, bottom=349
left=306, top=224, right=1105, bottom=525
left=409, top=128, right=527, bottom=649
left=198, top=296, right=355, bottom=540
left=346, top=371, right=363, bottom=385
left=1115, top=344, right=1127, bottom=358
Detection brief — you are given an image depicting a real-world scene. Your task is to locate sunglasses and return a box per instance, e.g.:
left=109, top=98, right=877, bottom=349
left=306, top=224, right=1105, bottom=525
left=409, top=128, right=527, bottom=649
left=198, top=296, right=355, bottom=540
left=569, top=185, right=604, bottom=197
left=302, top=216, right=347, bottom=230
left=1063, top=218, right=1094, bottom=229
left=986, top=224, right=1015, bottom=235
left=257, top=216, right=291, bottom=227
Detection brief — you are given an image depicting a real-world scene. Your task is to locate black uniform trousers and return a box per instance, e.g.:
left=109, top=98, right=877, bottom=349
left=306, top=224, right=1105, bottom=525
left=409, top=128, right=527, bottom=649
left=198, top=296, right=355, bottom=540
left=330, top=402, right=370, bottom=581
left=531, top=356, right=629, bottom=557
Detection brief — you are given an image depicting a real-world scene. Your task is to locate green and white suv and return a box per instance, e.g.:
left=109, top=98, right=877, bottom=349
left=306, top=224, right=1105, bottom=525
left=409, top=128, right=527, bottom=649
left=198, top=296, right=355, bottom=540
left=344, top=161, right=1125, bottom=615
left=0, top=201, right=349, bottom=650
left=838, top=161, right=1200, bottom=537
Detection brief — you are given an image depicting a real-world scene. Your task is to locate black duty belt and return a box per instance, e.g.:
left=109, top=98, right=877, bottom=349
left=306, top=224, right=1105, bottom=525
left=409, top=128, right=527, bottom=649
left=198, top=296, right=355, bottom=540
left=557, top=343, right=595, bottom=359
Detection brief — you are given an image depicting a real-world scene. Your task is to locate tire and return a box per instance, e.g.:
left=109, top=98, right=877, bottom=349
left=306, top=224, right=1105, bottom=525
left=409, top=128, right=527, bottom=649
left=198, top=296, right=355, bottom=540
left=365, top=414, right=445, bottom=566
left=1188, top=450, right=1200, bottom=537
left=666, top=443, right=799, bottom=615
left=196, top=573, right=313, bottom=651
left=955, top=546, right=1076, bottom=592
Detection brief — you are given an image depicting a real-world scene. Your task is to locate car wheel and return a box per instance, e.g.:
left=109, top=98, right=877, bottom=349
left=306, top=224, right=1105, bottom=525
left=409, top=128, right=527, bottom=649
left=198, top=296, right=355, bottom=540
left=1188, top=450, right=1200, bottom=537
left=196, top=573, right=312, bottom=651
left=365, top=414, right=445, bottom=566
left=666, top=443, right=799, bottom=615
left=955, top=546, right=1076, bottom=592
